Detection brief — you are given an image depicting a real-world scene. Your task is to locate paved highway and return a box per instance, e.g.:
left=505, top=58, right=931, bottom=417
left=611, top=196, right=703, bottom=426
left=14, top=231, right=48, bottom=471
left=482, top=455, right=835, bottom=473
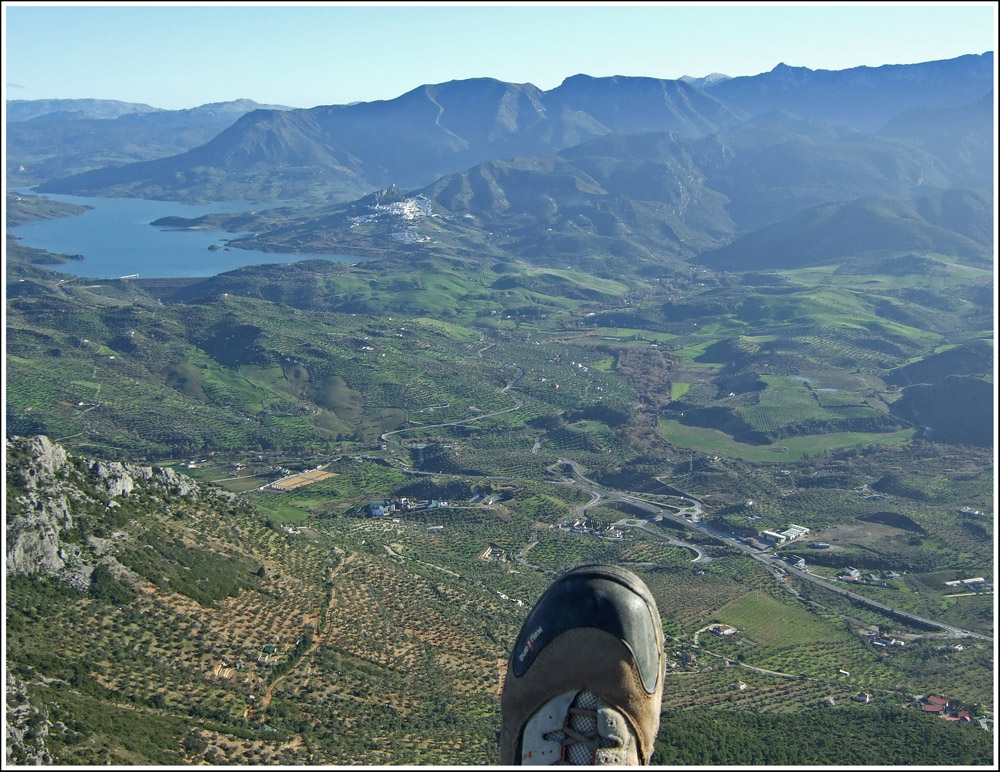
left=553, top=458, right=992, bottom=642
left=371, top=350, right=990, bottom=644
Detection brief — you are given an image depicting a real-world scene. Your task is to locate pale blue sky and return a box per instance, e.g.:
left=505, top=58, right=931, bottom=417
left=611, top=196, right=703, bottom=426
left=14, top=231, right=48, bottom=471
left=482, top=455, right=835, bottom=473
left=3, top=2, right=997, bottom=110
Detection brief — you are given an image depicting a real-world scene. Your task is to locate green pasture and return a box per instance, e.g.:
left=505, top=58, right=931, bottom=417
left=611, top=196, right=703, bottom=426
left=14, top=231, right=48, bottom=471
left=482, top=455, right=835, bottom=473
left=238, top=364, right=303, bottom=403
left=733, top=288, right=874, bottom=331
left=659, top=418, right=917, bottom=461
left=590, top=356, right=615, bottom=372
left=212, top=475, right=273, bottom=493
left=357, top=268, right=491, bottom=318
left=789, top=369, right=879, bottom=393
left=672, top=339, right=724, bottom=365
left=713, top=590, right=851, bottom=648
left=862, top=317, right=940, bottom=346
left=754, top=375, right=822, bottom=410
left=691, top=318, right=750, bottom=337
left=170, top=463, right=229, bottom=482
left=670, top=382, right=691, bottom=400
left=775, top=258, right=994, bottom=308
left=250, top=497, right=314, bottom=523
left=595, top=327, right=677, bottom=343
left=730, top=374, right=891, bottom=435
left=541, top=268, right=629, bottom=293
left=777, top=261, right=932, bottom=288
left=181, top=350, right=270, bottom=412
left=411, top=317, right=481, bottom=341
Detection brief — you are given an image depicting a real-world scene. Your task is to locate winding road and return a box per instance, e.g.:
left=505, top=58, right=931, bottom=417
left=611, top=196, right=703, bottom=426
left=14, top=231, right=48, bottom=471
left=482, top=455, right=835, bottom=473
left=549, top=457, right=991, bottom=642
left=380, top=363, right=524, bottom=450
left=374, top=349, right=988, bottom=644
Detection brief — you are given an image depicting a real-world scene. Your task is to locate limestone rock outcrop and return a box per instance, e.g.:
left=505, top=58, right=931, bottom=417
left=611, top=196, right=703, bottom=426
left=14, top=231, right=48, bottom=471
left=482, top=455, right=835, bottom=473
left=5, top=435, right=213, bottom=578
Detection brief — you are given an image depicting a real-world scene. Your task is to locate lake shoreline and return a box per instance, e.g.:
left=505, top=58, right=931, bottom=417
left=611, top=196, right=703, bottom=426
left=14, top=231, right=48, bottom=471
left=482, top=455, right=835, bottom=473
left=8, top=189, right=364, bottom=280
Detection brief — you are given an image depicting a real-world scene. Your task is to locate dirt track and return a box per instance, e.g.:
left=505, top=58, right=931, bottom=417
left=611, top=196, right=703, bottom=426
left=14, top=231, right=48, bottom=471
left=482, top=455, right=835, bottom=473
left=258, top=552, right=355, bottom=711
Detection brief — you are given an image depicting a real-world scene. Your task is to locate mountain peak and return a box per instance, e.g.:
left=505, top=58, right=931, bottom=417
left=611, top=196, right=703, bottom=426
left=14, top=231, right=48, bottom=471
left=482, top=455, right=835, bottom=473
left=770, top=62, right=813, bottom=75
left=679, top=72, right=731, bottom=89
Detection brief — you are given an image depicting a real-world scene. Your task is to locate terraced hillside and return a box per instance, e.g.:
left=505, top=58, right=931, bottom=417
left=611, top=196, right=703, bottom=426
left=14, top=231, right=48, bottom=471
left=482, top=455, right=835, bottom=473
left=7, top=436, right=992, bottom=765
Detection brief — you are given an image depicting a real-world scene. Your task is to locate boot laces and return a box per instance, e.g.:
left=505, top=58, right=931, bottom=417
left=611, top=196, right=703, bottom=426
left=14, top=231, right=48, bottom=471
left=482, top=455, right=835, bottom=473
left=542, top=691, right=619, bottom=765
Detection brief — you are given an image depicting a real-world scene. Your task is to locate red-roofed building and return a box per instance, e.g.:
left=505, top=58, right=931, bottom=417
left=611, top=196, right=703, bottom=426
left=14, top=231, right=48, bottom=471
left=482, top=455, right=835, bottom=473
left=919, top=696, right=973, bottom=723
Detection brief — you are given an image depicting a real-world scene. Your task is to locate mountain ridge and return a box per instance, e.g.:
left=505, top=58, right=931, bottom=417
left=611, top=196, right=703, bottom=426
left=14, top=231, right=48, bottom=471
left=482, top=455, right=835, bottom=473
left=705, top=52, right=994, bottom=132
left=5, top=98, right=162, bottom=122
left=6, top=99, right=296, bottom=187
left=211, top=121, right=987, bottom=272
left=35, top=53, right=992, bottom=205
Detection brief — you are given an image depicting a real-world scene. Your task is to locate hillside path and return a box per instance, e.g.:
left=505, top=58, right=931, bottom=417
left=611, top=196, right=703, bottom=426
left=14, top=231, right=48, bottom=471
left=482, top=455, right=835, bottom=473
left=259, top=552, right=355, bottom=711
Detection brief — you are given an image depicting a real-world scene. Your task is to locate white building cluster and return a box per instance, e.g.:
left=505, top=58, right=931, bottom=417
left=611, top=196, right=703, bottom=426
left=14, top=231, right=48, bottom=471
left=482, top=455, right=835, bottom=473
left=350, top=195, right=432, bottom=226
left=759, top=524, right=810, bottom=545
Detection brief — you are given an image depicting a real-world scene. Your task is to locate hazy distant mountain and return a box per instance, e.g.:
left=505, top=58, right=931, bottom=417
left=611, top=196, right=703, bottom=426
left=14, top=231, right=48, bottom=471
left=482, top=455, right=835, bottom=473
left=679, top=73, right=731, bottom=90
left=7, top=99, right=294, bottom=186
left=692, top=110, right=959, bottom=230
left=697, top=188, right=994, bottom=270
left=877, top=90, right=994, bottom=189
left=407, top=114, right=975, bottom=246
left=413, top=140, right=733, bottom=267
left=5, top=98, right=161, bottom=122
left=703, top=53, right=994, bottom=132
left=213, top=115, right=984, bottom=274
left=32, top=75, right=746, bottom=203
left=35, top=53, right=992, bottom=207
left=544, top=74, right=747, bottom=136
left=26, top=49, right=995, bottom=270
left=4, top=96, right=292, bottom=124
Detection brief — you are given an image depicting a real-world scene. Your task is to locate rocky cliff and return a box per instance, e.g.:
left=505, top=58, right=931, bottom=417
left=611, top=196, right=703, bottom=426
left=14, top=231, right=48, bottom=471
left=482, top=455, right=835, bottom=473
left=5, top=435, right=213, bottom=583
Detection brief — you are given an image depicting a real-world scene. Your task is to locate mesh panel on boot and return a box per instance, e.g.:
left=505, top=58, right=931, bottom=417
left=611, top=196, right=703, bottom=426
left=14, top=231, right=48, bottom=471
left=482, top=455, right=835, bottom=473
left=569, top=691, right=598, bottom=764
left=526, top=690, right=638, bottom=765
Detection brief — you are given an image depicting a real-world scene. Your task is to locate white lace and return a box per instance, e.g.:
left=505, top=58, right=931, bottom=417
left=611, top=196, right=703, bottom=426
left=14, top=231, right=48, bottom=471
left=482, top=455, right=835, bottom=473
left=542, top=691, right=621, bottom=765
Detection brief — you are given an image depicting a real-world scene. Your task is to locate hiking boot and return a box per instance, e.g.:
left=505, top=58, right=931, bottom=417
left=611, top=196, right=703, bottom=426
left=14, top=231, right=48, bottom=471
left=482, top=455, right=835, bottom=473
left=500, top=564, right=664, bottom=765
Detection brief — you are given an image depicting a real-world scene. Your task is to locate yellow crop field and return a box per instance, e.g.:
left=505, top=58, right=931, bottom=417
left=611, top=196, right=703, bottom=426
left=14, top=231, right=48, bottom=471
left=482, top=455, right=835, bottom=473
left=269, top=470, right=338, bottom=491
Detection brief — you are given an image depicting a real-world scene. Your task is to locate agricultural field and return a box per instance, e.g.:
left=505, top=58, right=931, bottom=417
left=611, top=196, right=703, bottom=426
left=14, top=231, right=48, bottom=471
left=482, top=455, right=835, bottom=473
left=660, top=419, right=917, bottom=462
left=7, top=428, right=993, bottom=766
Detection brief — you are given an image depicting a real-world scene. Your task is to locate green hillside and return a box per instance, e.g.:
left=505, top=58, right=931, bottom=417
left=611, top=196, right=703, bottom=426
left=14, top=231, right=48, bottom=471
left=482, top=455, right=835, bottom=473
left=7, top=240, right=992, bottom=468
left=889, top=375, right=995, bottom=446
left=699, top=190, right=993, bottom=271
left=887, top=339, right=994, bottom=386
